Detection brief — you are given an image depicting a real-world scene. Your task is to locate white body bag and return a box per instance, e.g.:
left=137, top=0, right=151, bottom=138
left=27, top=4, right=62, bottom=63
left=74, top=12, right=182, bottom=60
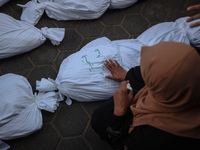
left=36, top=37, right=123, bottom=103
left=18, top=0, right=138, bottom=25
left=0, top=73, right=61, bottom=140
left=0, top=13, right=65, bottom=59
left=137, top=17, right=200, bottom=47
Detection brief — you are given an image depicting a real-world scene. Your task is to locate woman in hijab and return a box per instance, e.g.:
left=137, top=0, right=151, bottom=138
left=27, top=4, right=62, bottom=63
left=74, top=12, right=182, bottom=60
left=91, top=42, right=200, bottom=150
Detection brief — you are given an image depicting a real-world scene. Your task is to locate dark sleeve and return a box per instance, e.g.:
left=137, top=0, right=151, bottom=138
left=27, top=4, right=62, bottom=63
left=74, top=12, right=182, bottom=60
left=125, top=66, right=145, bottom=96
left=105, top=66, right=145, bottom=149
left=126, top=125, right=178, bottom=150
left=126, top=125, right=200, bottom=150
left=107, top=123, right=181, bottom=150
left=106, top=109, right=133, bottom=150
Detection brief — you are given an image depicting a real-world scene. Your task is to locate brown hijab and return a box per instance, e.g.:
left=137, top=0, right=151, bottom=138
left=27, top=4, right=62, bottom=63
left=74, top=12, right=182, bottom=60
left=129, top=42, right=200, bottom=139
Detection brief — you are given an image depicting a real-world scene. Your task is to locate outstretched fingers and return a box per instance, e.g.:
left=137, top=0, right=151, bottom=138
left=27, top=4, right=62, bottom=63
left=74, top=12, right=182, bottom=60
left=104, top=59, right=117, bottom=71
left=186, top=4, right=200, bottom=28
left=190, top=20, right=200, bottom=28
left=187, top=13, right=200, bottom=22
left=187, top=4, right=200, bottom=11
left=114, top=60, right=120, bottom=67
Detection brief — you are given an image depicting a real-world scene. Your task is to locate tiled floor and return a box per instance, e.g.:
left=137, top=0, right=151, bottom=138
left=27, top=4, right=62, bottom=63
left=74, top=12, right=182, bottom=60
left=0, top=0, right=199, bottom=149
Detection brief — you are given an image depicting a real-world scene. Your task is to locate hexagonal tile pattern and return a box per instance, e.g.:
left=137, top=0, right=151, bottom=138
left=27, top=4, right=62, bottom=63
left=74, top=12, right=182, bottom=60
left=27, top=66, right=57, bottom=90
left=1, top=54, right=33, bottom=77
left=81, top=101, right=105, bottom=116
left=42, top=110, right=56, bottom=123
left=54, top=51, right=76, bottom=70
left=35, top=14, right=58, bottom=29
left=123, top=1, right=144, bottom=14
left=122, top=14, right=149, bottom=34
left=77, top=20, right=104, bottom=37
left=161, top=0, right=185, bottom=11
left=100, top=9, right=124, bottom=25
left=0, top=0, right=196, bottom=149
left=28, top=40, right=59, bottom=65
left=58, top=29, right=82, bottom=51
left=23, top=124, right=60, bottom=150
left=57, top=138, right=90, bottom=150
left=84, top=124, right=113, bottom=150
left=54, top=20, right=79, bottom=28
left=101, top=26, right=129, bottom=40
left=142, top=2, right=167, bottom=22
left=53, top=102, right=89, bottom=137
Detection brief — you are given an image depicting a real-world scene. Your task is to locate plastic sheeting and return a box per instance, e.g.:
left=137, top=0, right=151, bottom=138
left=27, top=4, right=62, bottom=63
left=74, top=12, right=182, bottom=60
left=0, top=13, right=65, bottom=59
left=18, top=0, right=138, bottom=25
left=0, top=73, right=61, bottom=140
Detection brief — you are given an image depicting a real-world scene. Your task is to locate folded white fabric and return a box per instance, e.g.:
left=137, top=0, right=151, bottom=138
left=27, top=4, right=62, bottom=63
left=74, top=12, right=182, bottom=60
left=109, top=0, right=138, bottom=9
left=0, top=0, right=9, bottom=7
left=18, top=0, right=110, bottom=25
left=0, top=13, right=65, bottom=59
left=36, top=37, right=123, bottom=103
left=137, top=17, right=200, bottom=47
left=0, top=73, right=61, bottom=140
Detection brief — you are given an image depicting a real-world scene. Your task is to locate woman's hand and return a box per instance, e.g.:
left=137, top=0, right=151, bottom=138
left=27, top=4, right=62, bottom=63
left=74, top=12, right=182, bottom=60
left=104, top=59, right=127, bottom=82
left=113, top=81, right=133, bottom=116
left=186, top=4, right=200, bottom=28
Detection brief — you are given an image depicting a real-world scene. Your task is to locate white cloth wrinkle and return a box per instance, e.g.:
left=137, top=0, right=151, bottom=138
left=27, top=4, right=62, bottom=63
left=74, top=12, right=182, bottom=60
left=41, top=27, right=65, bottom=45
left=34, top=92, right=60, bottom=113
left=18, top=0, right=138, bottom=25
left=36, top=78, right=70, bottom=105
left=0, top=13, right=65, bottom=59
left=0, top=74, right=62, bottom=140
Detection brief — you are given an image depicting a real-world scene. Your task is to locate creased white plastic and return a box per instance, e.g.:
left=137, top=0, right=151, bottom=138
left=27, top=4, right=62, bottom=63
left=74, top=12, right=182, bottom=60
left=17, top=0, right=45, bottom=25
left=112, top=39, right=144, bottom=71
left=137, top=17, right=200, bottom=47
left=0, top=74, right=60, bottom=140
left=0, top=13, right=65, bottom=59
left=0, top=103, right=42, bottom=140
left=41, top=27, right=65, bottom=45
left=35, top=92, right=60, bottom=113
left=18, top=0, right=110, bottom=25
left=36, top=78, right=66, bottom=100
left=175, top=17, right=200, bottom=47
left=109, top=0, right=138, bottom=9
left=36, top=78, right=57, bottom=91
